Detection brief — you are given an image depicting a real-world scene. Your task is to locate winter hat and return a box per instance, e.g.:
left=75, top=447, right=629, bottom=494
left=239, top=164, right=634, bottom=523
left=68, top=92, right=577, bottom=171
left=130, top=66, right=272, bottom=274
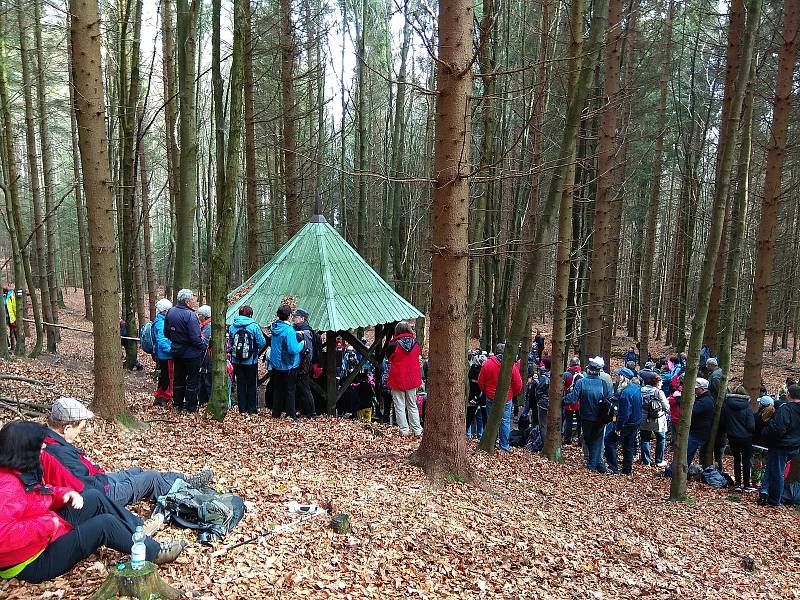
left=616, top=367, right=635, bottom=380
left=758, top=395, right=774, bottom=407
left=695, top=378, right=709, bottom=390
left=588, top=356, right=605, bottom=370
left=706, top=357, right=719, bottom=367
left=155, top=298, right=173, bottom=313
left=294, top=308, right=310, bottom=319
left=198, top=305, right=211, bottom=318
left=51, top=397, right=94, bottom=423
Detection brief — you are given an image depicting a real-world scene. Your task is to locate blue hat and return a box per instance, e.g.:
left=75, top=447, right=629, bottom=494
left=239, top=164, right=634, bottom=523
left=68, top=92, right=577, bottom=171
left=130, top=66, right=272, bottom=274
left=616, top=367, right=635, bottom=379
left=758, top=395, right=774, bottom=407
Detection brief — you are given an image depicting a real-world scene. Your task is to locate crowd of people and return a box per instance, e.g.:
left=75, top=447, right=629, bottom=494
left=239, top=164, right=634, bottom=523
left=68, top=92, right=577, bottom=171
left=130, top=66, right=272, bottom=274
left=465, top=340, right=800, bottom=508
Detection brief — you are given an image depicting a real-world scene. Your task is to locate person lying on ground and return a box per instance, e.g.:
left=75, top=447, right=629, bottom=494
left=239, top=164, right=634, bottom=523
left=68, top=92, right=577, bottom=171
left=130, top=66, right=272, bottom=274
left=43, top=397, right=213, bottom=508
left=0, top=421, right=185, bottom=584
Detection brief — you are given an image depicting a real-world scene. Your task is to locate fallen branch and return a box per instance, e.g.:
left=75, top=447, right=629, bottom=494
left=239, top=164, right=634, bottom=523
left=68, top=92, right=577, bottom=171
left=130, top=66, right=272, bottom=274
left=0, top=374, right=52, bottom=386
left=20, top=319, right=140, bottom=341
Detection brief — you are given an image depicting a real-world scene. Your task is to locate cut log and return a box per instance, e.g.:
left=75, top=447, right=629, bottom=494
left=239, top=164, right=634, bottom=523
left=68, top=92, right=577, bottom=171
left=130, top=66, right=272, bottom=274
left=330, top=513, right=351, bottom=535
left=90, top=561, right=182, bottom=599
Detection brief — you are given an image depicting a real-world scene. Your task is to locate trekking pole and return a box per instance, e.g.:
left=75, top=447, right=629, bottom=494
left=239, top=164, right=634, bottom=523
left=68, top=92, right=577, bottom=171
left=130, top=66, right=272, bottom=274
left=211, top=511, right=326, bottom=557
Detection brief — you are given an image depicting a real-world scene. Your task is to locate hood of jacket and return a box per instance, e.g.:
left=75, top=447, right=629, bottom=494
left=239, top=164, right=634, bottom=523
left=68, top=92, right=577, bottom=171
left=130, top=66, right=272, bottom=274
left=725, top=393, right=751, bottom=411
left=232, top=315, right=256, bottom=329
left=270, top=319, right=293, bottom=336
left=391, top=332, right=418, bottom=353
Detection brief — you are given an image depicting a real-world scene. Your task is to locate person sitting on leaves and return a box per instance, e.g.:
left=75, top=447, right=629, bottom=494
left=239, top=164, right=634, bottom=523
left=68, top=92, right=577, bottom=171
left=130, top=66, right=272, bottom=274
left=42, top=398, right=213, bottom=509
left=0, top=421, right=185, bottom=584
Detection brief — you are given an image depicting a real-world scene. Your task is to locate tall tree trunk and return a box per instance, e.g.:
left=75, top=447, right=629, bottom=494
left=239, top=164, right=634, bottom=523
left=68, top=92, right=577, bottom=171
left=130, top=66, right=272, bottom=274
left=480, top=0, right=609, bottom=453
left=585, top=0, right=623, bottom=362
left=281, top=0, right=300, bottom=237
left=174, top=0, right=199, bottom=291
left=639, top=0, right=674, bottom=368
left=542, top=0, right=584, bottom=462
left=243, top=0, right=260, bottom=276
left=161, top=0, right=179, bottom=297
left=742, top=0, right=799, bottom=398
left=354, top=0, right=367, bottom=258
left=705, top=0, right=744, bottom=353
left=670, top=0, right=760, bottom=500
left=209, top=0, right=246, bottom=421
left=140, top=137, right=156, bottom=321
left=704, top=64, right=755, bottom=465
left=17, top=1, right=56, bottom=353
left=70, top=0, right=127, bottom=418
left=34, top=0, right=60, bottom=320
left=409, top=0, right=473, bottom=481
left=67, top=22, right=93, bottom=321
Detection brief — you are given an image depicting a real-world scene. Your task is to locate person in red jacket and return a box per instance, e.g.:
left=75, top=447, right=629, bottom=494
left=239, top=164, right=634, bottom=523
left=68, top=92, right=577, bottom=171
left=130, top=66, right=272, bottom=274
left=0, top=421, right=184, bottom=584
left=478, top=343, right=523, bottom=452
left=386, top=321, right=423, bottom=435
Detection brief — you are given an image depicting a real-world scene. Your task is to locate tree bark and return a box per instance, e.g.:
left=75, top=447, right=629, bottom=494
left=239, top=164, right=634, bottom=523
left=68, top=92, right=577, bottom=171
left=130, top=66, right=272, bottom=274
left=140, top=138, right=156, bottom=322
left=243, top=0, right=260, bottom=277
left=409, top=0, right=473, bottom=481
left=209, top=0, right=246, bottom=421
left=70, top=0, right=127, bottom=418
left=281, top=0, right=301, bottom=237
left=161, top=0, right=179, bottom=298
left=585, top=0, right=624, bottom=362
left=17, top=1, right=56, bottom=354
left=639, top=0, right=674, bottom=369
left=742, top=0, right=799, bottom=398
left=173, top=0, right=199, bottom=291
left=670, top=0, right=760, bottom=501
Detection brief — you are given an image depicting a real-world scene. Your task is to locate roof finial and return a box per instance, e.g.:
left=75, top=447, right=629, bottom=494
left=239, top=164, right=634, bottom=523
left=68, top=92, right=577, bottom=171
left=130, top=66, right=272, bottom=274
left=310, top=193, right=327, bottom=223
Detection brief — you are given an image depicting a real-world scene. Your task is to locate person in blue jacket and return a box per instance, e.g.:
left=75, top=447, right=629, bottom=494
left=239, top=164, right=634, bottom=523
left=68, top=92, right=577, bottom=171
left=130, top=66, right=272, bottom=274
left=605, top=367, right=642, bottom=475
left=164, top=289, right=207, bottom=413
left=152, top=299, right=174, bottom=407
left=270, top=305, right=304, bottom=419
left=228, top=305, right=266, bottom=415
left=565, top=357, right=613, bottom=473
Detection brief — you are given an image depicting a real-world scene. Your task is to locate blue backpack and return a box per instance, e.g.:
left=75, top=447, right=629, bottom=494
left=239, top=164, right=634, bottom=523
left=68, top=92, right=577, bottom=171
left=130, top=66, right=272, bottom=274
left=139, top=321, right=155, bottom=355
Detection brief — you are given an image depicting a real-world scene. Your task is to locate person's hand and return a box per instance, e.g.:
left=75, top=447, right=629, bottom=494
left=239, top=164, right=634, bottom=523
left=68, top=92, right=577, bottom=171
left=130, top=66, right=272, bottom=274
left=63, top=491, right=84, bottom=509
left=52, top=516, right=61, bottom=531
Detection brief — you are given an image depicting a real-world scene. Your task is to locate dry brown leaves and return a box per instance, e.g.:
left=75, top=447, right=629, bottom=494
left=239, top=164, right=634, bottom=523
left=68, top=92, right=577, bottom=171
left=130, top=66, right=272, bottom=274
left=1, top=295, right=799, bottom=599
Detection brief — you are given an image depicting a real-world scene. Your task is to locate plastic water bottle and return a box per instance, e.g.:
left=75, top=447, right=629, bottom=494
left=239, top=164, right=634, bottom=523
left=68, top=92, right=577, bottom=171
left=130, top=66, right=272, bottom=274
left=131, top=526, right=146, bottom=570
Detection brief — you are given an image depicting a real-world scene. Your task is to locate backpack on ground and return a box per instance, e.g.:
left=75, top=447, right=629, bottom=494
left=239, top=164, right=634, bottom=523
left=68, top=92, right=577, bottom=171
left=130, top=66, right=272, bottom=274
left=642, top=388, right=664, bottom=421
left=154, top=479, right=246, bottom=543
left=139, top=321, right=155, bottom=355
left=231, top=328, right=255, bottom=361
left=526, top=426, right=544, bottom=453
left=701, top=465, right=732, bottom=489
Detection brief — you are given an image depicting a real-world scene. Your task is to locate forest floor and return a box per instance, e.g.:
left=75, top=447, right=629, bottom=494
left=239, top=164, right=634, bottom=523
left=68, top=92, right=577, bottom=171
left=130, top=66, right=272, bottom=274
left=1, top=291, right=799, bottom=599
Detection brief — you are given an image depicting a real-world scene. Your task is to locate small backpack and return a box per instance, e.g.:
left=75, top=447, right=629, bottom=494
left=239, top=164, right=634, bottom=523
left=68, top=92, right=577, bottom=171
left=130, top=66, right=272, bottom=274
left=231, top=328, right=255, bottom=361
left=643, top=388, right=664, bottom=421
left=526, top=426, right=544, bottom=453
left=139, top=321, right=155, bottom=355
left=297, top=330, right=313, bottom=374
left=154, top=479, right=246, bottom=543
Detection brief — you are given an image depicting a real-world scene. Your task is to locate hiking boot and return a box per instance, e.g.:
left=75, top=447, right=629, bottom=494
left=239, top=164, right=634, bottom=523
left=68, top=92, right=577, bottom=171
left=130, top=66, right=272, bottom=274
left=734, top=485, right=743, bottom=493
left=142, top=513, right=165, bottom=536
left=184, top=469, right=214, bottom=488
left=154, top=540, right=186, bottom=565
left=154, top=399, right=166, bottom=407
left=744, top=486, right=758, bottom=493
left=757, top=493, right=768, bottom=506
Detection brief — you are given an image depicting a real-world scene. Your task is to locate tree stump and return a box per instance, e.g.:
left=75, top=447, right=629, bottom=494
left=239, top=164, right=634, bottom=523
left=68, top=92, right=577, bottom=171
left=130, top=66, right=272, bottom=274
left=90, top=561, right=183, bottom=599
left=330, top=513, right=351, bottom=535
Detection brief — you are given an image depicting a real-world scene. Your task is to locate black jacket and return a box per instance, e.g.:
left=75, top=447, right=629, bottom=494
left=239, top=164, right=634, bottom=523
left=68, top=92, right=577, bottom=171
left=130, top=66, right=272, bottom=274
left=690, top=392, right=715, bottom=441
left=722, top=393, right=755, bottom=439
left=535, top=372, right=551, bottom=410
left=42, top=429, right=109, bottom=491
left=164, top=303, right=207, bottom=359
left=762, top=401, right=800, bottom=450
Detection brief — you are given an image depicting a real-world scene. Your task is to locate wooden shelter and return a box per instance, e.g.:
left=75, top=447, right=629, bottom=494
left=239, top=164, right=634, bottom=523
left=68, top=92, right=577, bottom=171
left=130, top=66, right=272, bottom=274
left=226, top=212, right=423, bottom=413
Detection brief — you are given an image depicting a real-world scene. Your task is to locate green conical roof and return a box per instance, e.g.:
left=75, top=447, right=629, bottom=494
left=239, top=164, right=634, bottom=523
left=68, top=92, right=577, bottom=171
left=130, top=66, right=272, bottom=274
left=226, top=218, right=422, bottom=331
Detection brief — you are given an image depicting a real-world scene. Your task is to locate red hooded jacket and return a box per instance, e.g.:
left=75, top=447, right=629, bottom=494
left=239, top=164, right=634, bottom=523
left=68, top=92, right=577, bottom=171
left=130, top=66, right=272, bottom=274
left=386, top=333, right=423, bottom=392
left=478, top=355, right=523, bottom=401
left=0, top=467, right=73, bottom=569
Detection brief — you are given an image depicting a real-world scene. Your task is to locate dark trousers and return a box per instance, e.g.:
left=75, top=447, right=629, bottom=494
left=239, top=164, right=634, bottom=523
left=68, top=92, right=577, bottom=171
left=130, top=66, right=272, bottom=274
left=729, top=436, right=753, bottom=488
left=17, top=489, right=158, bottom=583
left=271, top=368, right=298, bottom=418
left=605, top=424, right=639, bottom=475
left=106, top=467, right=183, bottom=505
left=582, top=419, right=606, bottom=472
left=154, top=358, right=173, bottom=404
left=296, top=372, right=316, bottom=417
left=563, top=409, right=581, bottom=443
left=173, top=356, right=202, bottom=412
left=766, top=448, right=798, bottom=506
left=234, top=363, right=259, bottom=414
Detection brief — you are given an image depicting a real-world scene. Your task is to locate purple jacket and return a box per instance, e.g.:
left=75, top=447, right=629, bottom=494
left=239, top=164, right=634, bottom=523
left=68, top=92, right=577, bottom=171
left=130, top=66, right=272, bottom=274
left=164, top=303, right=207, bottom=359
